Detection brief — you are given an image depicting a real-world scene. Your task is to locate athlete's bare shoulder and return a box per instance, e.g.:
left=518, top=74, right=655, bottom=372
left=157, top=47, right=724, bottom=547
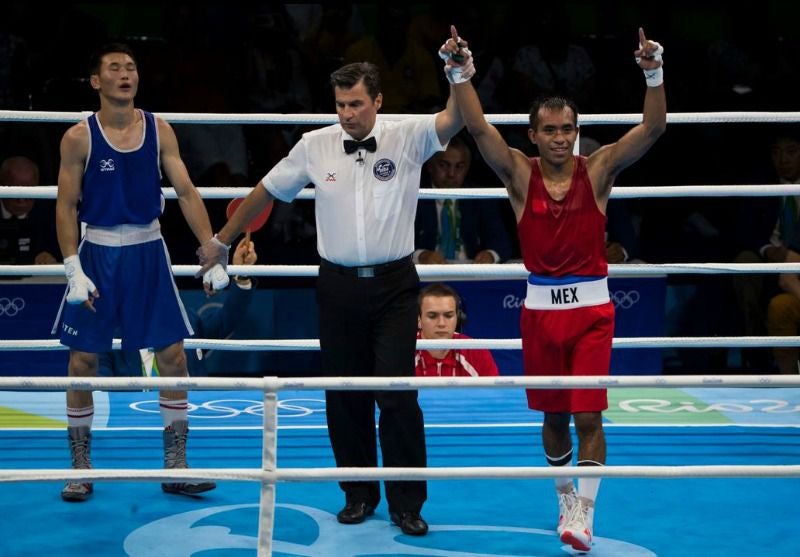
left=506, top=148, right=534, bottom=213
left=63, top=120, right=89, bottom=140
left=60, top=121, right=90, bottom=157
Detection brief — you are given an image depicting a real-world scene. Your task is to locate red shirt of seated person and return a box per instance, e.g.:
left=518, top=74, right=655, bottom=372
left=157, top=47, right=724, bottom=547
left=414, top=283, right=498, bottom=377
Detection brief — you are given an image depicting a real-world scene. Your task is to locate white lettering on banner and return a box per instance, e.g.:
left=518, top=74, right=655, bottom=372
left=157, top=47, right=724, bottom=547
left=502, top=294, right=525, bottom=309
left=618, top=398, right=800, bottom=413
left=610, top=290, right=640, bottom=309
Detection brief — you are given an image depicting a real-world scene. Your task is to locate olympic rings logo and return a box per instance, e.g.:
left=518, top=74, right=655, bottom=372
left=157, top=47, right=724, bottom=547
left=610, top=290, right=640, bottom=309
left=0, top=297, right=25, bottom=317
left=129, top=398, right=326, bottom=419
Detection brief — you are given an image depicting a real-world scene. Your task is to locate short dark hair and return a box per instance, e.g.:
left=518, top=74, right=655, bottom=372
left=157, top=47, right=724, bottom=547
left=418, top=283, right=461, bottom=312
left=429, top=134, right=473, bottom=170
left=446, top=134, right=472, bottom=161
left=770, top=125, right=800, bottom=146
left=330, top=62, right=381, bottom=100
left=89, top=43, right=137, bottom=76
left=529, top=96, right=579, bottom=130
left=418, top=282, right=467, bottom=330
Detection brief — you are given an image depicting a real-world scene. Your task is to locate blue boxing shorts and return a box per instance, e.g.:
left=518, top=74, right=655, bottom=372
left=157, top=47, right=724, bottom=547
left=54, top=222, right=193, bottom=353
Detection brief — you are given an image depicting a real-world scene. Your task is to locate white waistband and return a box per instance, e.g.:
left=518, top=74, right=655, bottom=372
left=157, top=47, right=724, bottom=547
left=84, top=220, right=162, bottom=247
left=524, top=277, right=609, bottom=310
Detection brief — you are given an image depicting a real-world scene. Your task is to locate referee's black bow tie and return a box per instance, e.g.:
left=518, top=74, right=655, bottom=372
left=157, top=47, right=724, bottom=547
left=343, top=137, right=377, bottom=154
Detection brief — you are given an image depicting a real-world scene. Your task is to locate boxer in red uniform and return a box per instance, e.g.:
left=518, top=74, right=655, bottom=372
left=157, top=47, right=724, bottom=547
left=444, top=26, right=667, bottom=551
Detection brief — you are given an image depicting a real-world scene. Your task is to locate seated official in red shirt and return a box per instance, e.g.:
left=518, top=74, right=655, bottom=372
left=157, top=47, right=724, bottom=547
left=415, top=283, right=498, bottom=377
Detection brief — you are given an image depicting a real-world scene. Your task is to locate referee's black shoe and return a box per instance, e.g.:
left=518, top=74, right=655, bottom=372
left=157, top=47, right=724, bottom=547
left=390, top=511, right=428, bottom=536
left=336, top=501, right=375, bottom=524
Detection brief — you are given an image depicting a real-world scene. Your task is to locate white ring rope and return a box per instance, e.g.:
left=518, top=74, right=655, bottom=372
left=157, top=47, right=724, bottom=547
left=4, top=336, right=800, bottom=352
left=1, top=374, right=799, bottom=391
left=4, top=262, right=800, bottom=279
left=2, top=109, right=800, bottom=125
left=2, top=464, right=798, bottom=484
left=4, top=108, right=798, bottom=557
left=6, top=184, right=800, bottom=200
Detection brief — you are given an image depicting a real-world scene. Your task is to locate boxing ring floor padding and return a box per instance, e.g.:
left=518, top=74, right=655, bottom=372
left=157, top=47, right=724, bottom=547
left=0, top=387, right=798, bottom=556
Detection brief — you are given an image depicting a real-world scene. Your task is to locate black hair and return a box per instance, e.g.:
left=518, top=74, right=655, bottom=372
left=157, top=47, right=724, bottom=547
left=529, top=96, right=579, bottom=130
left=88, top=43, right=137, bottom=76
left=769, top=125, right=800, bottom=145
left=330, top=62, right=381, bottom=100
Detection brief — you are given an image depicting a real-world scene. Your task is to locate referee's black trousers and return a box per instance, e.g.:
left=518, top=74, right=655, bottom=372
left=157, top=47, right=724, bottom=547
left=317, top=257, right=426, bottom=514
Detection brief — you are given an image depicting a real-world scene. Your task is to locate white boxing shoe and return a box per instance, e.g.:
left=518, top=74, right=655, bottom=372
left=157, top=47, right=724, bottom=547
left=556, top=487, right=579, bottom=536
left=560, top=498, right=592, bottom=552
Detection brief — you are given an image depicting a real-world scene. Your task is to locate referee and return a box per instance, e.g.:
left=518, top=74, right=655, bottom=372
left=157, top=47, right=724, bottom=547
left=199, top=57, right=468, bottom=536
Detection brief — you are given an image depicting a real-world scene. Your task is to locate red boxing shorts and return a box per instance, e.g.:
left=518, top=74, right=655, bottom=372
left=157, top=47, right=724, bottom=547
left=520, top=300, right=614, bottom=413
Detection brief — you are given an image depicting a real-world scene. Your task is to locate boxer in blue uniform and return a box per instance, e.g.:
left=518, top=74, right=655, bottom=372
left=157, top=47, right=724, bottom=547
left=52, top=43, right=228, bottom=502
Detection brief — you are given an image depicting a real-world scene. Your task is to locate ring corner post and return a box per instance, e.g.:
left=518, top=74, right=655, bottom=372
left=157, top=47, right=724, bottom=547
left=257, top=378, right=279, bottom=556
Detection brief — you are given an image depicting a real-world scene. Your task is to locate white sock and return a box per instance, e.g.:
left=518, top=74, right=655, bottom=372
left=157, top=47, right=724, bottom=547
left=67, top=405, right=94, bottom=428
left=578, top=476, right=601, bottom=529
left=546, top=448, right=574, bottom=491
left=556, top=477, right=574, bottom=492
left=159, top=397, right=188, bottom=427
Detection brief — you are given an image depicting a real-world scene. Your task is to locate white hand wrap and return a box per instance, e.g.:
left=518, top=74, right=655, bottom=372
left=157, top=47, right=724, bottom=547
left=635, top=42, right=664, bottom=87
left=210, top=235, right=230, bottom=267
left=64, top=255, right=97, bottom=306
left=203, top=263, right=230, bottom=291
left=439, top=46, right=476, bottom=84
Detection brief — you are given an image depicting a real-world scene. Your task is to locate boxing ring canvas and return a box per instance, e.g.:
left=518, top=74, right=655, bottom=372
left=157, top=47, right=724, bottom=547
left=0, top=386, right=798, bottom=556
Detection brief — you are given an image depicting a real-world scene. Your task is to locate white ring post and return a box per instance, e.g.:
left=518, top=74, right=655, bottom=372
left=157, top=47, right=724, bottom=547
left=257, top=381, right=278, bottom=557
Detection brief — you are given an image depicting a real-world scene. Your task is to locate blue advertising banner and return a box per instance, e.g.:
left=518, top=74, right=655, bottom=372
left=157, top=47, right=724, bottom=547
left=0, top=279, right=68, bottom=375
left=1, top=276, right=664, bottom=376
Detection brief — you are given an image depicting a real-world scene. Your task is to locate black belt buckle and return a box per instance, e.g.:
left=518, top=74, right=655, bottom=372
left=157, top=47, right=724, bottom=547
left=357, top=267, right=375, bottom=278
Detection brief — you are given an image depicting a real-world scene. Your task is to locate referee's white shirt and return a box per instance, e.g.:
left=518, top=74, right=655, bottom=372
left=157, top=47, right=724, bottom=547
left=262, top=116, right=444, bottom=266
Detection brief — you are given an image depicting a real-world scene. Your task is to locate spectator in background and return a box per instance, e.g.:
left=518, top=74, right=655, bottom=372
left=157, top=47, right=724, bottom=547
left=0, top=5, right=32, bottom=110
left=415, top=283, right=498, bottom=377
left=580, top=137, right=640, bottom=264
left=99, top=237, right=258, bottom=377
left=767, top=226, right=800, bottom=374
left=757, top=130, right=800, bottom=264
left=343, top=6, right=441, bottom=113
left=732, top=128, right=800, bottom=371
left=244, top=4, right=314, bottom=180
left=509, top=6, right=597, bottom=113
left=302, top=4, right=364, bottom=111
left=414, top=135, right=511, bottom=264
left=452, top=6, right=515, bottom=114
left=261, top=199, right=319, bottom=265
left=0, top=156, right=59, bottom=264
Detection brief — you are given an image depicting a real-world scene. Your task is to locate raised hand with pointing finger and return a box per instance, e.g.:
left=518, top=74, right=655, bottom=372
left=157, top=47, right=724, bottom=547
left=438, top=25, right=475, bottom=84
left=634, top=27, right=664, bottom=87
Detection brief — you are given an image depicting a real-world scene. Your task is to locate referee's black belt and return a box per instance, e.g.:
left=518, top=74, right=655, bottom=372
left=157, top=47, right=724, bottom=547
left=319, top=255, right=413, bottom=278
